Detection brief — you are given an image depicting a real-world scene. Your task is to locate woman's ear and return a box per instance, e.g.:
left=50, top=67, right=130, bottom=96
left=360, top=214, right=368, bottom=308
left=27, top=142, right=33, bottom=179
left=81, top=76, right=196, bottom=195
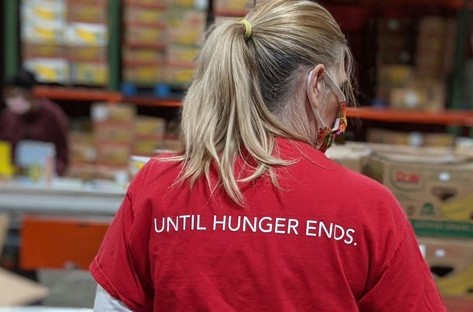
left=306, top=64, right=325, bottom=109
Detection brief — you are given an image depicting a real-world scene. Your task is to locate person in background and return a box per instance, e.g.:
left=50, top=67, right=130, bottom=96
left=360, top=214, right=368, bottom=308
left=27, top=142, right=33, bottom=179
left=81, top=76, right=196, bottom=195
left=0, top=69, right=69, bottom=176
left=91, top=0, right=445, bottom=311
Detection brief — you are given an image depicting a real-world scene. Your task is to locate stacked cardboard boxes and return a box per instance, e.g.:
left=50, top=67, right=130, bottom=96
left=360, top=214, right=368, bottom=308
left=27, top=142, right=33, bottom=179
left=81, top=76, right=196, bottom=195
left=214, top=0, right=253, bottom=15
left=375, top=16, right=451, bottom=111
left=122, top=0, right=207, bottom=90
left=122, top=0, right=167, bottom=86
left=165, top=3, right=207, bottom=88
left=21, top=0, right=108, bottom=85
left=361, top=144, right=473, bottom=306
left=67, top=103, right=184, bottom=181
left=66, top=0, right=108, bottom=85
left=22, top=0, right=69, bottom=83
left=91, top=103, right=136, bottom=180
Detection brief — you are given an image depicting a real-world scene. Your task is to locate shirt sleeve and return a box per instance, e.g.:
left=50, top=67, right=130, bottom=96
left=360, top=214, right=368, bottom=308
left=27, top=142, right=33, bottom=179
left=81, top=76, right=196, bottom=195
left=357, top=224, right=446, bottom=311
left=90, top=163, right=154, bottom=311
left=93, top=284, right=132, bottom=312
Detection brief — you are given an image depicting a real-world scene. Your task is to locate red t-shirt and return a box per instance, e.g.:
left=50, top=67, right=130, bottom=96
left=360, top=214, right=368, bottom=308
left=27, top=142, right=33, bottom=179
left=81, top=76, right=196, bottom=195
left=90, top=138, right=445, bottom=311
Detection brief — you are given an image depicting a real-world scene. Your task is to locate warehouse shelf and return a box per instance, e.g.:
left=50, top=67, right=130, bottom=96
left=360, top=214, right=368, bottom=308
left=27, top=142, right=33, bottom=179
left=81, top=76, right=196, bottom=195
left=359, top=0, right=466, bottom=9
left=33, top=86, right=122, bottom=103
left=346, top=107, right=473, bottom=126
left=123, top=96, right=182, bottom=108
left=29, top=86, right=473, bottom=126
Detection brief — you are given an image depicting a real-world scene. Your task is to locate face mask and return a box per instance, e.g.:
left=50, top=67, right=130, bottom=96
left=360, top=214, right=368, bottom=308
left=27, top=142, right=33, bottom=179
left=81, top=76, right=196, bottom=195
left=6, top=96, right=32, bottom=115
left=307, top=70, right=348, bottom=153
left=315, top=102, right=347, bottom=153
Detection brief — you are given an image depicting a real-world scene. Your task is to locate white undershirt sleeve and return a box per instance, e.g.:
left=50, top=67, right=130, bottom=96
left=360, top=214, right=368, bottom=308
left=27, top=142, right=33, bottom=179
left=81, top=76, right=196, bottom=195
left=93, top=284, right=132, bottom=312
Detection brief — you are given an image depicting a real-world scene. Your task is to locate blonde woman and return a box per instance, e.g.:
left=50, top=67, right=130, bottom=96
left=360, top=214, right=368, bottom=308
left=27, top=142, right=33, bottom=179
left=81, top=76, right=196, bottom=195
left=91, top=1, right=445, bottom=311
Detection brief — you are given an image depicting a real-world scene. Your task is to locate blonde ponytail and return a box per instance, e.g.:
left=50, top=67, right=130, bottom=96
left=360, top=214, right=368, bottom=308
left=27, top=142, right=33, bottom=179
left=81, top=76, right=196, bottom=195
left=164, top=0, right=355, bottom=206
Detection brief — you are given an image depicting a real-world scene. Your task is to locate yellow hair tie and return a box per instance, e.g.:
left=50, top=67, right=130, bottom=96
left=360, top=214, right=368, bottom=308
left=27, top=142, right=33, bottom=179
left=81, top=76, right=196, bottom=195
left=239, top=19, right=252, bottom=40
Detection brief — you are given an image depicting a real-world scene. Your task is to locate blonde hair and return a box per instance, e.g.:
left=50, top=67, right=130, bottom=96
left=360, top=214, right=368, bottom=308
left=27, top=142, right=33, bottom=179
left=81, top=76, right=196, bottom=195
left=167, top=0, right=355, bottom=205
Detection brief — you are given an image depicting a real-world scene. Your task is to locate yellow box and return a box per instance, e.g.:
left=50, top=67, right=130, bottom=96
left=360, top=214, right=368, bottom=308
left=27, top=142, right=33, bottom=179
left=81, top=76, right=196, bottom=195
left=134, top=117, right=167, bottom=138
left=418, top=237, right=473, bottom=300
left=166, top=45, right=200, bottom=66
left=71, top=62, right=108, bottom=85
left=22, top=44, right=65, bottom=59
left=94, top=123, right=135, bottom=144
left=24, top=58, right=70, bottom=84
left=125, top=26, right=165, bottom=46
left=22, top=3, right=65, bottom=26
left=69, top=132, right=96, bottom=163
left=95, top=143, right=132, bottom=165
left=65, top=23, right=108, bottom=47
left=22, top=24, right=64, bottom=44
left=132, top=140, right=162, bottom=156
left=214, top=0, right=252, bottom=13
left=125, top=7, right=167, bottom=26
left=67, top=3, right=107, bottom=24
left=123, top=66, right=162, bottom=84
left=67, top=46, right=107, bottom=62
left=123, top=48, right=164, bottom=64
left=91, top=103, right=136, bottom=123
left=163, top=66, right=195, bottom=86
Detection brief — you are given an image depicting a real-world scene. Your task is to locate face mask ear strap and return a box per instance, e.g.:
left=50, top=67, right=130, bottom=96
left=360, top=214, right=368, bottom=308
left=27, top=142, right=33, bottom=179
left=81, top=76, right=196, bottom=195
left=314, top=109, right=328, bottom=129
left=306, top=69, right=314, bottom=92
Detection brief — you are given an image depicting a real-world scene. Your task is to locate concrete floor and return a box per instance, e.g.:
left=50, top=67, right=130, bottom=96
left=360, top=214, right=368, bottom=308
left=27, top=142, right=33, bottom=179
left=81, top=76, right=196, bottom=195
left=36, top=270, right=96, bottom=309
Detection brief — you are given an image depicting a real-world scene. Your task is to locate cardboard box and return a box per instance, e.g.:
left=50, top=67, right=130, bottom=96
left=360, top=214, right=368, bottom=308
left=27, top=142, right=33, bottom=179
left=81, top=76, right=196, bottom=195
left=163, top=66, right=195, bottom=86
left=65, top=162, right=96, bottom=180
left=69, top=131, right=96, bottom=163
left=134, top=116, right=167, bottom=138
left=67, top=46, right=106, bottom=62
left=132, top=140, right=163, bottom=156
left=71, top=61, right=108, bottom=85
left=125, top=7, right=167, bottom=26
left=94, top=163, right=129, bottom=181
left=22, top=23, right=65, bottom=44
left=166, top=9, right=206, bottom=30
left=389, top=80, right=446, bottom=112
left=325, top=143, right=372, bottom=173
left=376, top=65, right=414, bottom=101
left=123, top=48, right=164, bottom=65
left=424, top=133, right=456, bottom=148
left=125, top=26, right=166, bottom=46
left=418, top=237, right=473, bottom=301
left=172, top=0, right=208, bottom=9
left=21, top=1, right=65, bottom=27
left=95, top=143, right=132, bottom=165
left=67, top=2, right=107, bottom=24
left=94, top=122, right=135, bottom=144
left=363, top=150, right=473, bottom=238
left=65, top=23, right=108, bottom=47
left=124, top=0, right=168, bottom=6
left=366, top=128, right=421, bottom=146
left=166, top=44, right=200, bottom=66
left=24, top=57, right=70, bottom=84
left=23, top=44, right=66, bottom=59
left=91, top=103, right=136, bottom=124
left=0, top=268, right=49, bottom=306
left=123, top=65, right=163, bottom=84
left=214, top=0, right=253, bottom=12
